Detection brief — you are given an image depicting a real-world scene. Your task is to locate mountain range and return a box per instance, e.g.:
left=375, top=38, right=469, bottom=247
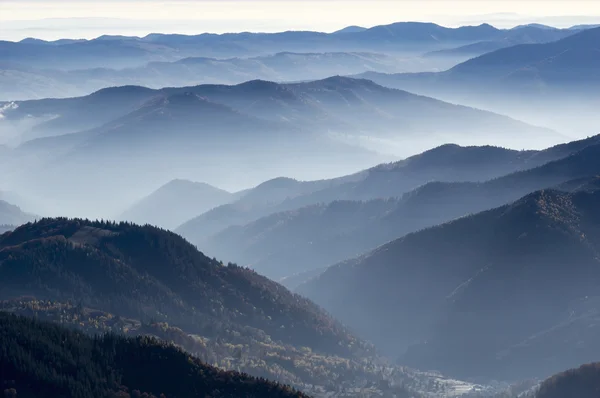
left=0, top=22, right=580, bottom=71
left=2, top=76, right=560, bottom=218
left=357, top=27, right=600, bottom=133
left=361, top=26, right=600, bottom=94
left=0, top=218, right=370, bottom=392
left=3, top=16, right=600, bottom=397
left=423, top=23, right=581, bottom=59
left=297, top=179, right=600, bottom=380
left=0, top=217, right=473, bottom=397
left=1, top=22, right=586, bottom=103
left=2, top=76, right=556, bottom=143
left=176, top=135, right=600, bottom=281
left=0, top=52, right=431, bottom=101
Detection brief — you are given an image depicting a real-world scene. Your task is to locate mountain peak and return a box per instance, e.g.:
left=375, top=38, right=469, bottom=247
left=255, top=176, right=300, bottom=189
left=512, top=23, right=557, bottom=30
left=157, top=179, right=229, bottom=195
left=236, top=79, right=281, bottom=91
left=90, top=85, right=155, bottom=99
left=119, top=180, right=232, bottom=229
left=333, top=25, right=367, bottom=34
left=309, top=75, right=381, bottom=90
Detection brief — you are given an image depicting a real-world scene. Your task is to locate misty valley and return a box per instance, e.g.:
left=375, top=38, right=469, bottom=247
left=1, top=8, right=600, bottom=398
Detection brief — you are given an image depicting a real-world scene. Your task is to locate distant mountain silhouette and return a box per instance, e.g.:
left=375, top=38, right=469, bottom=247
left=0, top=218, right=388, bottom=391
left=5, top=85, right=156, bottom=139
left=180, top=136, right=600, bottom=280
left=332, top=26, right=367, bottom=34
left=424, top=39, right=519, bottom=59
left=178, top=140, right=552, bottom=246
left=5, top=76, right=559, bottom=145
left=118, top=179, right=235, bottom=229
left=424, top=24, right=574, bottom=59
left=569, top=24, right=600, bottom=30
left=0, top=52, right=416, bottom=101
left=0, top=22, right=577, bottom=72
left=0, top=200, right=36, bottom=226
left=513, top=23, right=557, bottom=30
left=357, top=27, right=600, bottom=133
left=5, top=76, right=559, bottom=218
left=298, top=181, right=600, bottom=380
left=71, top=91, right=288, bottom=152
left=447, top=27, right=600, bottom=84
left=175, top=174, right=362, bottom=244
left=0, top=312, right=307, bottom=398
left=366, top=26, right=600, bottom=89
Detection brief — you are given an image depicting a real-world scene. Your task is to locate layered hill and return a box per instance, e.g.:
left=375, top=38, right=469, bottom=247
left=181, top=136, right=600, bottom=280
left=0, top=218, right=382, bottom=394
left=362, top=27, right=600, bottom=95
left=447, top=27, right=600, bottom=86
left=0, top=218, right=474, bottom=397
left=0, top=22, right=577, bottom=72
left=272, top=134, right=600, bottom=208
left=4, top=76, right=559, bottom=218
left=0, top=218, right=365, bottom=357
left=0, top=312, right=307, bottom=398
left=298, top=182, right=600, bottom=380
left=0, top=200, right=35, bottom=226
left=358, top=27, right=600, bottom=133
left=119, top=179, right=235, bottom=229
left=3, top=76, right=557, bottom=144
left=0, top=52, right=414, bottom=101
left=175, top=173, right=365, bottom=244
left=178, top=136, right=586, bottom=243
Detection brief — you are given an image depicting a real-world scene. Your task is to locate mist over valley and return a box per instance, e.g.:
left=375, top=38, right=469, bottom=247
left=1, top=6, right=600, bottom=398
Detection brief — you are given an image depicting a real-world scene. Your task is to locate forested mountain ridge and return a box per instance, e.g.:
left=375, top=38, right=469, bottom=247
left=0, top=218, right=402, bottom=395
left=0, top=218, right=479, bottom=397
left=0, top=312, right=308, bottom=398
left=196, top=138, right=600, bottom=281
left=0, top=217, right=365, bottom=358
left=298, top=182, right=600, bottom=380
left=177, top=136, right=600, bottom=251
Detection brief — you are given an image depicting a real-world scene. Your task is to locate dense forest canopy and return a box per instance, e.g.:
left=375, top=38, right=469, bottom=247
left=0, top=312, right=307, bottom=398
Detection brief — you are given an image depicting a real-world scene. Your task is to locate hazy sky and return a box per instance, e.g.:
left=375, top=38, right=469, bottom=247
left=1, top=0, right=600, bottom=40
